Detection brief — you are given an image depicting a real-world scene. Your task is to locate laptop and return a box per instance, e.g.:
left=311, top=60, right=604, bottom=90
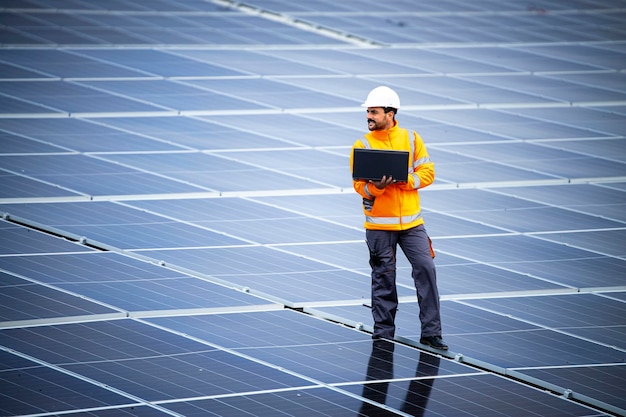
left=352, top=148, right=409, bottom=182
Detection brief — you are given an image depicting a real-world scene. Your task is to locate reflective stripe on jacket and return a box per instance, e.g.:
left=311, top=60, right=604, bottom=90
left=350, top=121, right=435, bottom=231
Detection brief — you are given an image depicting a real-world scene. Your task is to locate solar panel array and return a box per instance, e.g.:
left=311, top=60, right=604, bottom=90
left=1, top=0, right=625, bottom=416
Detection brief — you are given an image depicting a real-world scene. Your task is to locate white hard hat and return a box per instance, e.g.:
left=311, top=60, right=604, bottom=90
left=361, top=86, right=400, bottom=109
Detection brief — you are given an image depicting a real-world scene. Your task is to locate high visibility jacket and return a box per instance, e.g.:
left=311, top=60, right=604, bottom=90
left=350, top=121, right=435, bottom=231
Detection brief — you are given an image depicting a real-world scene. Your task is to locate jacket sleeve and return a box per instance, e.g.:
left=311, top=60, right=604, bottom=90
left=401, top=131, right=434, bottom=190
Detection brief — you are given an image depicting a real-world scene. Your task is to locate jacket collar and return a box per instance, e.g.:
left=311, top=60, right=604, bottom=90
left=369, top=120, right=398, bottom=140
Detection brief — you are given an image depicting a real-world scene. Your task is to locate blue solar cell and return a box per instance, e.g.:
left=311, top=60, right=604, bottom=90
left=540, top=229, right=626, bottom=257
left=147, top=313, right=469, bottom=380
left=229, top=26, right=346, bottom=45
left=542, top=138, right=626, bottom=163
left=0, top=252, right=187, bottom=285
left=0, top=81, right=166, bottom=113
left=0, top=272, right=116, bottom=321
left=420, top=212, right=508, bottom=236
left=0, top=118, right=188, bottom=152
left=431, top=149, right=554, bottom=183
left=127, top=197, right=281, bottom=221
left=148, top=310, right=363, bottom=349
left=1, top=319, right=207, bottom=362
left=603, top=291, right=626, bottom=302
left=0, top=252, right=274, bottom=310
left=504, top=107, right=626, bottom=136
left=314, top=300, right=538, bottom=342
left=186, top=78, right=360, bottom=109
left=519, top=44, right=626, bottom=71
left=239, top=2, right=341, bottom=12
left=18, top=11, right=94, bottom=27
left=0, top=49, right=149, bottom=78
left=434, top=235, right=626, bottom=287
left=267, top=49, right=426, bottom=75
left=64, top=219, right=245, bottom=249
left=355, top=47, right=517, bottom=74
left=472, top=74, right=626, bottom=103
left=0, top=30, right=43, bottom=46
left=59, top=277, right=270, bottom=311
left=4, top=132, right=151, bottom=154
left=0, top=222, right=91, bottom=254
left=0, top=61, right=51, bottom=79
left=91, top=116, right=292, bottom=149
left=0, top=351, right=135, bottom=416
left=520, top=365, right=626, bottom=411
left=0, top=95, right=62, bottom=114
left=214, top=339, right=464, bottom=385
left=341, top=373, right=606, bottom=417
left=0, top=319, right=313, bottom=401
left=423, top=188, right=548, bottom=213
left=213, top=148, right=351, bottom=188
left=138, top=246, right=352, bottom=279
left=110, top=27, right=207, bottom=45
left=252, top=193, right=363, bottom=222
left=204, top=269, right=376, bottom=303
left=384, top=75, right=558, bottom=105
left=496, top=184, right=626, bottom=222
left=175, top=49, right=339, bottom=76
left=442, top=204, right=622, bottom=233
left=453, top=327, right=625, bottom=368
left=435, top=46, right=603, bottom=72
left=421, top=108, right=616, bottom=140
left=446, top=142, right=626, bottom=179
left=165, top=27, right=259, bottom=44
left=76, top=49, right=247, bottom=77
left=336, top=301, right=625, bottom=368
left=0, top=155, right=208, bottom=195
left=124, top=200, right=361, bottom=245
left=17, top=28, right=104, bottom=45
left=0, top=131, right=65, bottom=152
left=466, top=294, right=626, bottom=336
left=76, top=79, right=272, bottom=111
left=164, top=388, right=379, bottom=417
left=74, top=12, right=168, bottom=27
left=200, top=113, right=360, bottom=147
left=436, top=261, right=568, bottom=295
left=270, top=241, right=370, bottom=271
left=249, top=76, right=384, bottom=105
left=380, top=115, right=516, bottom=144
left=134, top=247, right=382, bottom=303
left=100, top=152, right=326, bottom=192
left=0, top=173, right=85, bottom=198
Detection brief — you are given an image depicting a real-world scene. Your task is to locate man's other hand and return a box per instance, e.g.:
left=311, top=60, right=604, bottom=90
left=370, top=175, right=395, bottom=189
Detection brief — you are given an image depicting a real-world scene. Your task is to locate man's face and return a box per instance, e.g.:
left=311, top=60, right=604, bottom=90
left=366, top=107, right=392, bottom=131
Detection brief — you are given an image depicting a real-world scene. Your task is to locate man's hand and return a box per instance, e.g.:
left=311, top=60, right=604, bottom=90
left=370, top=175, right=395, bottom=189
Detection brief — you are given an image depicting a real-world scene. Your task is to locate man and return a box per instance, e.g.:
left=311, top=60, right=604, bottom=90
left=350, top=86, right=447, bottom=350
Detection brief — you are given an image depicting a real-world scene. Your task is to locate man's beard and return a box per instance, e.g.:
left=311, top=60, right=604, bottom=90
left=367, top=119, right=381, bottom=131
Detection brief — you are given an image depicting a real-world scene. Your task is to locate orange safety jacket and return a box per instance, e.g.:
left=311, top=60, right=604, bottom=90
left=350, top=121, right=435, bottom=231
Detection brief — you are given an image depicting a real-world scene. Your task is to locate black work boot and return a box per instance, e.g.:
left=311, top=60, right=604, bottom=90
left=419, top=335, right=448, bottom=350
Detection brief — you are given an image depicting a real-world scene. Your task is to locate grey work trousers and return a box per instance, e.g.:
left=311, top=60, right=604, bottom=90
left=366, top=225, right=442, bottom=340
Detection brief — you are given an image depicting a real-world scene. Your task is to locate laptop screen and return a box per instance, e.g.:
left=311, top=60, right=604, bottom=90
left=352, top=148, right=409, bottom=182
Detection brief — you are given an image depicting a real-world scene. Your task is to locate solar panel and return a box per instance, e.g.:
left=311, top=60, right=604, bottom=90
left=1, top=1, right=625, bottom=416
left=0, top=271, right=117, bottom=321
left=0, top=350, right=137, bottom=416
left=432, top=46, right=606, bottom=72
left=0, top=49, right=149, bottom=78
left=0, top=221, right=91, bottom=254
left=0, top=118, right=187, bottom=152
left=0, top=81, right=167, bottom=113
